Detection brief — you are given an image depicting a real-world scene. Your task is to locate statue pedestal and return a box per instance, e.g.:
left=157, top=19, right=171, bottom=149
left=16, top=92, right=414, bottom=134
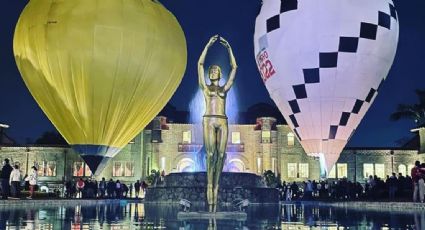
left=145, top=172, right=279, bottom=203
left=177, top=211, right=247, bottom=221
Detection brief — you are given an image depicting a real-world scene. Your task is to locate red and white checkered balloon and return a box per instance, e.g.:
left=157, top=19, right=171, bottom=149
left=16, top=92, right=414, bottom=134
left=254, top=0, right=399, bottom=174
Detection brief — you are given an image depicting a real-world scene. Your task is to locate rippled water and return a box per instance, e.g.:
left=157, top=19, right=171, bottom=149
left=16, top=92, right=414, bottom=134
left=0, top=202, right=422, bottom=229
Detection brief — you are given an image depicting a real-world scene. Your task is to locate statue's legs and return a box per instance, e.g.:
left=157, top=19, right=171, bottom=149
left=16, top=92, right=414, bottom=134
left=203, top=118, right=217, bottom=212
left=213, top=119, right=228, bottom=212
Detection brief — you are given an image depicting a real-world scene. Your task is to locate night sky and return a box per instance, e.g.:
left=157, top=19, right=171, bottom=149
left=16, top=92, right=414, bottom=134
left=1, top=0, right=424, bottom=147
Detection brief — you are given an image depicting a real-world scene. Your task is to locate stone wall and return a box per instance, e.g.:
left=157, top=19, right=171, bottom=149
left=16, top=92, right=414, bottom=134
left=145, top=172, right=278, bottom=203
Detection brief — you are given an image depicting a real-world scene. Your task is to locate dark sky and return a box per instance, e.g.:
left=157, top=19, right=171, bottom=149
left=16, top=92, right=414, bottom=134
left=1, top=0, right=424, bottom=147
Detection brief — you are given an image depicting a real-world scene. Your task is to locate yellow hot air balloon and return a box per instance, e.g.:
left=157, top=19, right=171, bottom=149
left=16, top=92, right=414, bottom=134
left=13, top=0, right=187, bottom=175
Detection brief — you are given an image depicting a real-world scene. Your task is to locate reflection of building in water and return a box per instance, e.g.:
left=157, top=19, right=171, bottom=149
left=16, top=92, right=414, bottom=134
left=1, top=116, right=424, bottom=186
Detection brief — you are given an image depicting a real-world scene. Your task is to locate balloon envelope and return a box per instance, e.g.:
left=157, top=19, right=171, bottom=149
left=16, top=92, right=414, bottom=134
left=254, top=0, right=399, bottom=173
left=14, top=0, right=187, bottom=174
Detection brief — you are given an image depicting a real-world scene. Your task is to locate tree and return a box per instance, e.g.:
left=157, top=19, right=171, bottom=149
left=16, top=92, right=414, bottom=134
left=390, top=89, right=425, bottom=126
left=35, top=131, right=68, bottom=145
left=263, top=170, right=280, bottom=188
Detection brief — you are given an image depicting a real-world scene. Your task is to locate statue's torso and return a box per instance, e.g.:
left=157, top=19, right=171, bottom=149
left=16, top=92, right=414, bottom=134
left=203, top=85, right=226, bottom=117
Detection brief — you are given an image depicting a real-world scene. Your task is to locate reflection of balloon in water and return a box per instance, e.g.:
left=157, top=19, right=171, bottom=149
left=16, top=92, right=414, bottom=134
left=14, top=0, right=187, bottom=175
left=254, top=0, right=399, bottom=173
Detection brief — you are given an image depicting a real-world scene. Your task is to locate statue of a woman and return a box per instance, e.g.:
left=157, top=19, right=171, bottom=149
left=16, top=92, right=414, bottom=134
left=198, top=35, right=237, bottom=212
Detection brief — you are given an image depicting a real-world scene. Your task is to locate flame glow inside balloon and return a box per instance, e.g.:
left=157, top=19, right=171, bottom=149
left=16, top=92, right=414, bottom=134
left=14, top=0, right=187, bottom=174
left=254, top=0, right=399, bottom=174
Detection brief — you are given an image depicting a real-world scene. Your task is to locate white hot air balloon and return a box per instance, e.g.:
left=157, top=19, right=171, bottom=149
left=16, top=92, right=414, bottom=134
left=254, top=0, right=399, bottom=175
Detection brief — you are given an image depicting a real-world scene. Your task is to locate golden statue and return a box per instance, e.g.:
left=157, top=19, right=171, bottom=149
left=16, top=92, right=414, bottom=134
left=198, top=35, right=237, bottom=212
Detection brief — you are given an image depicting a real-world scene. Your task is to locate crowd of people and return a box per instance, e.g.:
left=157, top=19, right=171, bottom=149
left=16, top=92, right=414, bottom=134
left=2, top=156, right=425, bottom=203
left=64, top=178, right=148, bottom=199
left=276, top=172, right=417, bottom=202
left=0, top=158, right=38, bottom=199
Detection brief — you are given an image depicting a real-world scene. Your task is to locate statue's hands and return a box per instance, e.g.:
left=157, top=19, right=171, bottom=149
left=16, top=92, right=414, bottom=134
left=220, top=37, right=231, bottom=49
left=220, top=37, right=237, bottom=68
left=207, top=35, right=219, bottom=47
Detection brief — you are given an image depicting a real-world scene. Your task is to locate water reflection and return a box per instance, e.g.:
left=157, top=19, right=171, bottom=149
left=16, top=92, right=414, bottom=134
left=0, top=202, right=421, bottom=229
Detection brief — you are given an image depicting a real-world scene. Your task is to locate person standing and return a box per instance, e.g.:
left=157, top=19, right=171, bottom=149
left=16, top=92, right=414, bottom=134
left=28, top=166, right=38, bottom=199
left=141, top=180, right=148, bottom=198
left=9, top=165, right=22, bottom=199
left=106, top=179, right=115, bottom=198
left=388, top=173, right=397, bottom=200
left=129, top=183, right=133, bottom=198
left=99, top=178, right=106, bottom=198
left=134, top=180, right=141, bottom=199
left=411, top=161, right=425, bottom=202
left=0, top=159, right=13, bottom=199
left=115, top=180, right=122, bottom=199
left=76, top=178, right=85, bottom=199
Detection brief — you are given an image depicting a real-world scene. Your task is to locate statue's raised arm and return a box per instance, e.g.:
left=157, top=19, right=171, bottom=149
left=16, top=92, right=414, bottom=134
left=221, top=37, right=237, bottom=92
left=198, top=35, right=219, bottom=90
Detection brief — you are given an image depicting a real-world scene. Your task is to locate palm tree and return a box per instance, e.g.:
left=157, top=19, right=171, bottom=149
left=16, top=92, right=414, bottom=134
left=390, top=89, right=425, bottom=126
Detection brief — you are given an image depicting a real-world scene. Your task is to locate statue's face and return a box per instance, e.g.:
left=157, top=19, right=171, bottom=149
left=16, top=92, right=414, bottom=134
left=208, top=66, right=221, bottom=81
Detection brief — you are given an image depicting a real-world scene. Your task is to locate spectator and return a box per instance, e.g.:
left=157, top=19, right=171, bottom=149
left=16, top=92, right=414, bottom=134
left=129, top=183, right=133, bottom=198
left=76, top=178, right=85, bottom=198
left=9, top=165, right=21, bottom=199
left=141, top=181, right=148, bottom=198
left=122, top=183, right=129, bottom=198
left=0, top=159, right=13, bottom=199
left=115, top=180, right=122, bottom=198
left=23, top=174, right=30, bottom=191
left=94, top=180, right=98, bottom=198
left=388, top=173, right=397, bottom=200
left=303, top=180, right=313, bottom=200
left=134, top=180, right=141, bottom=199
left=107, top=179, right=115, bottom=198
left=99, top=178, right=106, bottom=198
left=411, top=161, right=425, bottom=203
left=397, top=173, right=405, bottom=198
left=290, top=182, right=299, bottom=199
left=285, top=185, right=292, bottom=201
left=28, top=166, right=38, bottom=199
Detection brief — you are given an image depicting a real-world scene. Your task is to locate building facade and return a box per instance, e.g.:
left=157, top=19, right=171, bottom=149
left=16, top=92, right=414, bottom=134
left=0, top=117, right=424, bottom=187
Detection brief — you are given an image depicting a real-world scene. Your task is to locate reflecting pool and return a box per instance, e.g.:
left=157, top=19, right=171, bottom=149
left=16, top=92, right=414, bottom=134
left=0, top=202, right=422, bottom=229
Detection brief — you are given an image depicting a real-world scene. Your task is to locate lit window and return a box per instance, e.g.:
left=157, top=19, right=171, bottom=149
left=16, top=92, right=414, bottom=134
left=232, top=132, right=241, bottom=144
left=337, top=163, right=348, bottom=178
left=182, top=131, right=191, bottom=144
left=398, top=164, right=407, bottom=176
left=375, top=164, right=385, bottom=179
left=287, top=133, right=295, bottom=146
left=113, top=162, right=124, bottom=177
left=262, top=131, right=271, bottom=143
left=125, top=162, right=134, bottom=177
left=85, top=164, right=93, bottom=177
left=299, top=163, right=309, bottom=178
left=257, top=157, right=262, bottom=173
left=288, top=163, right=297, bottom=178
left=328, top=165, right=336, bottom=178
left=113, top=161, right=134, bottom=177
left=272, top=157, right=277, bottom=173
left=73, top=162, right=90, bottom=177
left=161, top=157, right=166, bottom=171
left=363, top=163, right=374, bottom=178
left=36, top=161, right=57, bottom=177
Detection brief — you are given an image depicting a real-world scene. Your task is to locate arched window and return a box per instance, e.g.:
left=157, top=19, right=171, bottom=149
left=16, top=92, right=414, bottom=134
left=287, top=133, right=295, bottom=146
left=177, top=158, right=195, bottom=172
left=398, top=164, right=407, bottom=176
left=227, top=159, right=245, bottom=172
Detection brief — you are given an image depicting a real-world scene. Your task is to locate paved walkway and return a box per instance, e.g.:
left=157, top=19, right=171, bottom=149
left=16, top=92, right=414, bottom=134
left=282, top=200, right=425, bottom=212
left=0, top=199, right=125, bottom=208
